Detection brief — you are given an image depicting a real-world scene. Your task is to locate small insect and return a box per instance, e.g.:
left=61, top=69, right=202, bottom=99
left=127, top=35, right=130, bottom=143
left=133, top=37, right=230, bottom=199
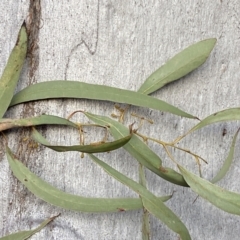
left=117, top=208, right=126, bottom=212
left=222, top=128, right=227, bottom=136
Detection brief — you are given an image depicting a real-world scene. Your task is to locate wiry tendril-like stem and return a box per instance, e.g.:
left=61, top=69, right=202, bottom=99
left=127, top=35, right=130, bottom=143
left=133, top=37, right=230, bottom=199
left=134, top=131, right=207, bottom=167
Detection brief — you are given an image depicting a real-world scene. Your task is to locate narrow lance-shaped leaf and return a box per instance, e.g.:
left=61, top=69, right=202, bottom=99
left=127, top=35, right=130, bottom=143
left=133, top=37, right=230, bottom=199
left=85, top=112, right=162, bottom=168
left=84, top=111, right=188, bottom=187
left=138, top=38, right=216, bottom=95
left=0, top=114, right=78, bottom=131
left=0, top=22, right=27, bottom=118
left=139, top=164, right=151, bottom=240
left=6, top=147, right=170, bottom=213
left=186, top=108, right=240, bottom=135
left=32, top=127, right=132, bottom=153
left=10, top=81, right=198, bottom=119
left=89, top=154, right=191, bottom=240
left=0, top=214, right=60, bottom=240
left=178, top=165, right=240, bottom=215
left=211, top=129, right=240, bottom=183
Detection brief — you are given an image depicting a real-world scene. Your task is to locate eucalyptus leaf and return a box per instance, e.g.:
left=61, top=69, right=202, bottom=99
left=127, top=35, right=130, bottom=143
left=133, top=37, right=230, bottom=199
left=211, top=129, right=240, bottom=183
left=10, top=81, right=198, bottom=119
left=139, top=164, right=150, bottom=240
left=84, top=112, right=162, bottom=168
left=84, top=111, right=188, bottom=187
left=32, top=127, right=132, bottom=153
left=89, top=154, right=191, bottom=240
left=0, top=214, right=59, bottom=240
left=187, top=108, right=240, bottom=135
left=0, top=22, right=27, bottom=118
left=178, top=165, right=240, bottom=215
left=138, top=38, right=216, bottom=95
left=6, top=147, right=169, bottom=212
left=0, top=114, right=78, bottom=131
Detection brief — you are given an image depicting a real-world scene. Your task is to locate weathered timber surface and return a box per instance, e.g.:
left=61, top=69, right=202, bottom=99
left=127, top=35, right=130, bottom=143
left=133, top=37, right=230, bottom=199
left=0, top=1, right=240, bottom=239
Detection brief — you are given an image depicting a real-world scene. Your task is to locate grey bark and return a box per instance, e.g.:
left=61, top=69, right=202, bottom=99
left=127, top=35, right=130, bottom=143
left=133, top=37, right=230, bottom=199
left=0, top=1, right=240, bottom=239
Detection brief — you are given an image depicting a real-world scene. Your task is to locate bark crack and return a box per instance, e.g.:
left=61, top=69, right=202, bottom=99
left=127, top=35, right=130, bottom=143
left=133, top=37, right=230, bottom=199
left=6, top=1, right=43, bottom=231
left=64, top=0, right=100, bottom=80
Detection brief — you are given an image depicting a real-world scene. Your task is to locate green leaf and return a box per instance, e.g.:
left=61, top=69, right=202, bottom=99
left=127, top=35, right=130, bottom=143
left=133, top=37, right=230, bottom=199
left=139, top=164, right=150, bottom=240
left=0, top=214, right=59, bottom=240
left=10, top=81, right=197, bottom=119
left=178, top=165, right=240, bottom=215
left=31, top=127, right=132, bottom=153
left=85, top=112, right=162, bottom=168
left=6, top=147, right=168, bottom=213
left=89, top=154, right=191, bottom=240
left=138, top=38, right=216, bottom=95
left=84, top=112, right=188, bottom=187
left=0, top=22, right=27, bottom=118
left=0, top=114, right=78, bottom=131
left=187, top=108, right=240, bottom=134
left=211, top=129, right=240, bottom=183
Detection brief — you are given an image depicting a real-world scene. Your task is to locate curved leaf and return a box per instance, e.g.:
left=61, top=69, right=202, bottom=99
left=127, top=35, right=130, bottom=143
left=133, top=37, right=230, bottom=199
left=10, top=81, right=197, bottom=119
left=89, top=154, right=191, bottom=240
left=32, top=127, right=132, bottom=153
left=211, top=129, right=240, bottom=183
left=0, top=214, right=59, bottom=240
left=138, top=38, right=216, bottom=95
left=6, top=147, right=169, bottom=213
left=84, top=112, right=188, bottom=187
left=0, top=114, right=78, bottom=131
left=188, top=108, right=240, bottom=134
left=0, top=22, right=27, bottom=118
left=178, top=165, right=240, bottom=215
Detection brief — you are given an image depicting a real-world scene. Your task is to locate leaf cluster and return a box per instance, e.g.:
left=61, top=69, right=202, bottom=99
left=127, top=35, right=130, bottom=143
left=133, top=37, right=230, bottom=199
left=0, top=23, right=239, bottom=240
